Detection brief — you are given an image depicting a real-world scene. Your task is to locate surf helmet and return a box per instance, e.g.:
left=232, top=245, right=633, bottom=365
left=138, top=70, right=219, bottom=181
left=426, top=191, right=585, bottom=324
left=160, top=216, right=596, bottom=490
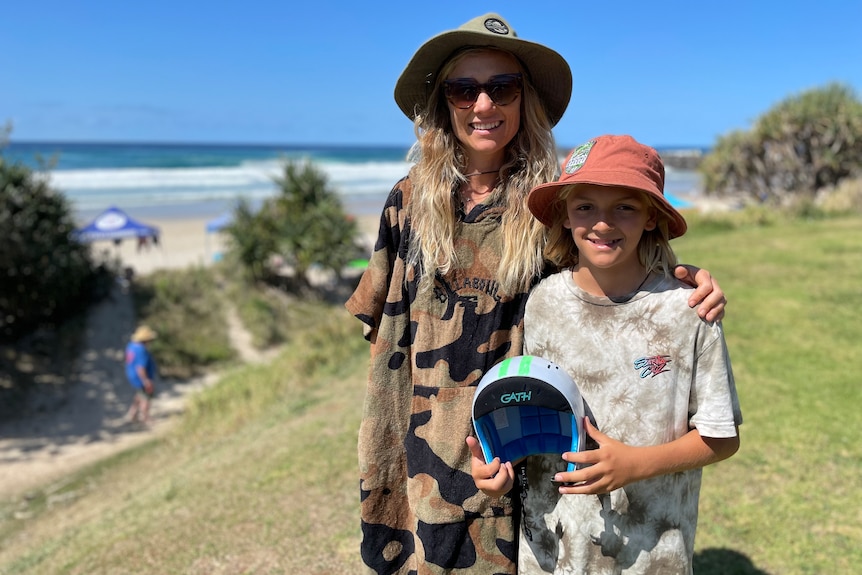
left=472, top=355, right=585, bottom=470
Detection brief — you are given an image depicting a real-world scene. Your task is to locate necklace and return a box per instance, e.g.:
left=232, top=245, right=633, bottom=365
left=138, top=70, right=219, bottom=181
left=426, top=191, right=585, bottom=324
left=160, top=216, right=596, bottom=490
left=460, top=184, right=496, bottom=209
left=572, top=269, right=653, bottom=301
left=458, top=170, right=500, bottom=210
left=632, top=271, right=652, bottom=293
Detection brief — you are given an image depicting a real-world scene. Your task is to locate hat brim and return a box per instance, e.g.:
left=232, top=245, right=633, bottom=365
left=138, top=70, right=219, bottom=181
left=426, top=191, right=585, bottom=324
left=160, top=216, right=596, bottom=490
left=394, top=18, right=572, bottom=126
left=528, top=178, right=688, bottom=239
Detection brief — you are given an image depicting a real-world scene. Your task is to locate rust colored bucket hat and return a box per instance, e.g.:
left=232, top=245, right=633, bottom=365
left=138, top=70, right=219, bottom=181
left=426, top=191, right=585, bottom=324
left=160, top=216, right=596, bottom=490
left=393, top=12, right=572, bottom=126
left=527, top=134, right=688, bottom=238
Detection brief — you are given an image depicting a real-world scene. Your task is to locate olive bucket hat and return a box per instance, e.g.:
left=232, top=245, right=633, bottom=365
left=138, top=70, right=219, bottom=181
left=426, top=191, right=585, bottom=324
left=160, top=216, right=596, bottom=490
left=394, top=13, right=572, bottom=126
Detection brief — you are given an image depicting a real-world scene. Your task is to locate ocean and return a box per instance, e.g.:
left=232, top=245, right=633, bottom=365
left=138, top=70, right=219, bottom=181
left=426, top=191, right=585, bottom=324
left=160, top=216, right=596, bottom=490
left=4, top=141, right=704, bottom=222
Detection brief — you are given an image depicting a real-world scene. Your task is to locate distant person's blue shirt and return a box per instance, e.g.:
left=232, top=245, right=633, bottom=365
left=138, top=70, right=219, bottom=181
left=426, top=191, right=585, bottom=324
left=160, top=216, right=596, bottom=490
left=125, top=341, right=155, bottom=389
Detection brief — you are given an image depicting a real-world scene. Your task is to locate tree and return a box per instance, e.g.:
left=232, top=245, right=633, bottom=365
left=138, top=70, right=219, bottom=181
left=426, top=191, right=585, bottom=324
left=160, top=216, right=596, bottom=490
left=225, top=160, right=361, bottom=289
left=269, top=161, right=360, bottom=285
left=223, top=197, right=279, bottom=282
left=700, top=83, right=862, bottom=205
left=0, top=153, right=107, bottom=340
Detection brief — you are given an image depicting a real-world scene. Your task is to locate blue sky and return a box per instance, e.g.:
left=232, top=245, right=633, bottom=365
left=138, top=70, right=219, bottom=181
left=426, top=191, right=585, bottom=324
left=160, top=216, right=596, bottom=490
left=4, top=1, right=861, bottom=149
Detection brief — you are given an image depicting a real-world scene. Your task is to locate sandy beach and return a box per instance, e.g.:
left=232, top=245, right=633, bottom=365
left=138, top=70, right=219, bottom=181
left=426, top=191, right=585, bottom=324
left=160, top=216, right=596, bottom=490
left=84, top=216, right=225, bottom=275
left=85, top=211, right=380, bottom=277
left=96, top=197, right=733, bottom=277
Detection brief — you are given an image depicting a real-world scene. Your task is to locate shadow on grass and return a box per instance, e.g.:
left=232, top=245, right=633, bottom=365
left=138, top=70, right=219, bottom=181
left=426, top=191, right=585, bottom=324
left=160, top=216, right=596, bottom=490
left=694, top=548, right=771, bottom=574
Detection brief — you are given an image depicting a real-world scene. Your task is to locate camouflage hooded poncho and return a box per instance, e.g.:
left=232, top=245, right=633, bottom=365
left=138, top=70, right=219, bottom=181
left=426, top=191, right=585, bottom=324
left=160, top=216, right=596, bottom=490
left=346, top=177, right=530, bottom=574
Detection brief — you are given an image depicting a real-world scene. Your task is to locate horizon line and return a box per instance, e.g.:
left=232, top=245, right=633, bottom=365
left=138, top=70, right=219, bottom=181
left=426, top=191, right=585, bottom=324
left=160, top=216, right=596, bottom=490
left=6, top=138, right=711, bottom=152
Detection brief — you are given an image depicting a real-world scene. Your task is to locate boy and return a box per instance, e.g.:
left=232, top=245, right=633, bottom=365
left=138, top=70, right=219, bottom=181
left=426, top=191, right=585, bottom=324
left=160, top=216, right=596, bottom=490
left=468, top=135, right=742, bottom=574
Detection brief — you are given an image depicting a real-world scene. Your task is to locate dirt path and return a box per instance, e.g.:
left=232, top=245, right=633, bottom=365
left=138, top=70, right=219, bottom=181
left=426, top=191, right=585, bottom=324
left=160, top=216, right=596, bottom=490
left=0, top=283, right=262, bottom=500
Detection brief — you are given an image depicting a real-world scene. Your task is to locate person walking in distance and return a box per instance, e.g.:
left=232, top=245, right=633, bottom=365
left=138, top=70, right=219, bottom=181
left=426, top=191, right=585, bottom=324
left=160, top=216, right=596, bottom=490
left=124, top=325, right=158, bottom=425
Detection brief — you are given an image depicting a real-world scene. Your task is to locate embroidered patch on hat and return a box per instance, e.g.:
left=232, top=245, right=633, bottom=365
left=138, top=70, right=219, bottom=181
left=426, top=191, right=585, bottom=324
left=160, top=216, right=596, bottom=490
left=564, top=140, right=596, bottom=174
left=484, top=18, right=510, bottom=35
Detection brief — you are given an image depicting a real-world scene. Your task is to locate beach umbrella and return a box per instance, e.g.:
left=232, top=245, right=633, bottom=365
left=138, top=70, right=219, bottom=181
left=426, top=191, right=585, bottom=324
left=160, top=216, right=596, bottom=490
left=74, top=206, right=160, bottom=243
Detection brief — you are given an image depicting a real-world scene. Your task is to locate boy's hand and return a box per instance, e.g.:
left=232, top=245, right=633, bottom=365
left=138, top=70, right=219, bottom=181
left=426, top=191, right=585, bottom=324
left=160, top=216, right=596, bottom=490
left=554, top=419, right=644, bottom=495
left=674, top=265, right=726, bottom=322
left=466, top=436, right=515, bottom=498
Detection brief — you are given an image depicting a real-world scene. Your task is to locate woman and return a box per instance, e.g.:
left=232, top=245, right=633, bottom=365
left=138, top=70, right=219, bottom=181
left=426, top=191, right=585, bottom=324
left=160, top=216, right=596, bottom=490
left=346, top=13, right=725, bottom=574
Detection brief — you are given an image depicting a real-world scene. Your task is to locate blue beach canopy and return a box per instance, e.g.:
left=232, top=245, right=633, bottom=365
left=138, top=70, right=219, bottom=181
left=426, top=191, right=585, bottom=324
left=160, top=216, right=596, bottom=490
left=74, top=206, right=160, bottom=242
left=205, top=213, right=232, bottom=233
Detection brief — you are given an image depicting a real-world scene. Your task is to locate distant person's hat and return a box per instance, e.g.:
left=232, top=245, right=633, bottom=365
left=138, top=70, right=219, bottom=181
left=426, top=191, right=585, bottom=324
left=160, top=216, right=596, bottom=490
left=472, top=355, right=585, bottom=469
left=528, top=134, right=688, bottom=238
left=394, top=12, right=572, bottom=126
left=131, top=325, right=158, bottom=343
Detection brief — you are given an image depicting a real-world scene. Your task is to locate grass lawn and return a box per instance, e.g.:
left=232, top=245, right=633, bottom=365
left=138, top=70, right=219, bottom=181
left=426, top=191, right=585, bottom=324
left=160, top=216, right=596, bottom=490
left=676, top=214, right=862, bottom=575
left=1, top=214, right=860, bottom=574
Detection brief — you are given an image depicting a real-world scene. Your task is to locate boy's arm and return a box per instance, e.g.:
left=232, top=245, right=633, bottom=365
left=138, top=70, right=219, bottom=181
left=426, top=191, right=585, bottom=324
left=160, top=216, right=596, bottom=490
left=555, top=418, right=739, bottom=495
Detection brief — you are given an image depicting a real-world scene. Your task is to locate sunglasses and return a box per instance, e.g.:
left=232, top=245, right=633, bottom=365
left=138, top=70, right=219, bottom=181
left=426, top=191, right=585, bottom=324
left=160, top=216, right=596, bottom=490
left=442, top=73, right=523, bottom=109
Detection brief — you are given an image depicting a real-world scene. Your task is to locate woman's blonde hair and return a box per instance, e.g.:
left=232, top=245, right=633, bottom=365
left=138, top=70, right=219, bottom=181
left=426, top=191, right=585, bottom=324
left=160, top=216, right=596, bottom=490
left=542, top=185, right=679, bottom=276
left=405, top=48, right=559, bottom=295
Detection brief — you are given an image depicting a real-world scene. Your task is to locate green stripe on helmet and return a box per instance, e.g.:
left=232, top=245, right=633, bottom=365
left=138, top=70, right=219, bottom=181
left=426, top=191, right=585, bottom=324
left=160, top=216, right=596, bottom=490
left=495, top=355, right=534, bottom=378
left=518, top=355, right=533, bottom=376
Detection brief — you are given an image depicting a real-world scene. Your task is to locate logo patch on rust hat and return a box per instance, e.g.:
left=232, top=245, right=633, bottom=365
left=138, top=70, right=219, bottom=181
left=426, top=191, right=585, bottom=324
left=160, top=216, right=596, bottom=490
left=564, top=140, right=596, bottom=174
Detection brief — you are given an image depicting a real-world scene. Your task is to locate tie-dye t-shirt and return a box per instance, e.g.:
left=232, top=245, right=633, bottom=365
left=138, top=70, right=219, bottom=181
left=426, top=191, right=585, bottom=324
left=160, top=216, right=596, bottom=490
left=346, top=177, right=530, bottom=574
left=520, top=270, right=742, bottom=575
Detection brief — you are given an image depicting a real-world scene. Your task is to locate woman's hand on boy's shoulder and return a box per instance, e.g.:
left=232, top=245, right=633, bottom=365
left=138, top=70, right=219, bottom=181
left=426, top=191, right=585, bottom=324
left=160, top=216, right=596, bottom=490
left=674, top=265, right=727, bottom=322
left=466, top=436, right=515, bottom=498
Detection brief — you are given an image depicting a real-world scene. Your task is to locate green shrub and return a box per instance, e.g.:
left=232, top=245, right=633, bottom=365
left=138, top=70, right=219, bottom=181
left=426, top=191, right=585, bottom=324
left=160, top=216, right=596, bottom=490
left=132, top=267, right=234, bottom=378
left=223, top=197, right=279, bottom=282
left=270, top=161, right=361, bottom=283
left=223, top=160, right=362, bottom=289
left=700, top=83, right=862, bottom=207
left=0, top=156, right=111, bottom=341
